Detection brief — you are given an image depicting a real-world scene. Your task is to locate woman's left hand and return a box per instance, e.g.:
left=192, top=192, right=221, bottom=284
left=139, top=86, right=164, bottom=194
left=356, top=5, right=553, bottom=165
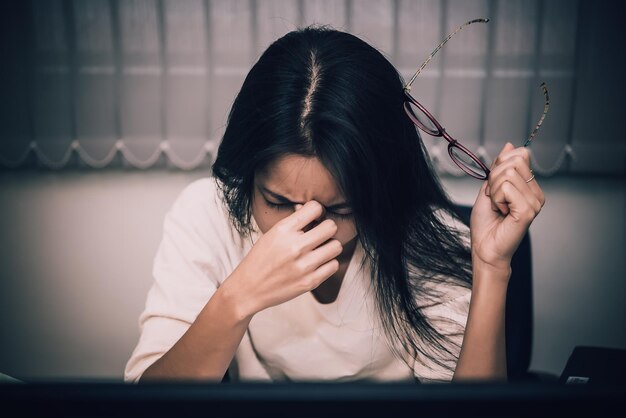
left=470, top=142, right=545, bottom=274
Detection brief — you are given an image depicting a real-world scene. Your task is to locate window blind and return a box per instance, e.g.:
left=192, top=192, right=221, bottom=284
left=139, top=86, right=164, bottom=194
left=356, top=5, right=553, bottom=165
left=0, top=0, right=624, bottom=175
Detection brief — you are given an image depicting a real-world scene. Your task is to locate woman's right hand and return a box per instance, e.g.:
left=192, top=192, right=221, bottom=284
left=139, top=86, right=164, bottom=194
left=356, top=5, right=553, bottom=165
left=220, top=200, right=343, bottom=318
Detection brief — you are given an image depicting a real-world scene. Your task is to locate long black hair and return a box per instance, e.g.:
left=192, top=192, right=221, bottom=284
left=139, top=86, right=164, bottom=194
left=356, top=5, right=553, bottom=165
left=212, top=26, right=473, bottom=373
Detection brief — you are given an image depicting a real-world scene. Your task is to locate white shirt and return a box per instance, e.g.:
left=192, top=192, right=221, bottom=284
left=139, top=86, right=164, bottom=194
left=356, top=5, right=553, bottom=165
left=124, top=178, right=471, bottom=383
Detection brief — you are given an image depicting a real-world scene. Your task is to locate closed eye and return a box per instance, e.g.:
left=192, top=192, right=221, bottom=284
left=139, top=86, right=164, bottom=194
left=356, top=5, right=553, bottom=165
left=264, top=200, right=353, bottom=221
left=263, top=200, right=291, bottom=212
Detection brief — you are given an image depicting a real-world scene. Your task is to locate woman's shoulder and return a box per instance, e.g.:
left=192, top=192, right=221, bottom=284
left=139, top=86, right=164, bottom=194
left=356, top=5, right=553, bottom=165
left=171, top=176, right=227, bottom=215
left=431, top=205, right=470, bottom=243
left=168, top=176, right=242, bottom=243
left=407, top=205, right=472, bottom=306
left=175, top=176, right=220, bottom=203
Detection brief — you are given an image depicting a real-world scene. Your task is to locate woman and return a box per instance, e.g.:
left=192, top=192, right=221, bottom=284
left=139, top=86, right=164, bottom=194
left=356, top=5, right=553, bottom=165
left=124, top=25, right=544, bottom=383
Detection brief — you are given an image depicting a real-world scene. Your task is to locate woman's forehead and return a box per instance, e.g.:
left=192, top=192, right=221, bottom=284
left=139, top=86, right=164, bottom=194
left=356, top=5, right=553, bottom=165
left=256, top=155, right=345, bottom=204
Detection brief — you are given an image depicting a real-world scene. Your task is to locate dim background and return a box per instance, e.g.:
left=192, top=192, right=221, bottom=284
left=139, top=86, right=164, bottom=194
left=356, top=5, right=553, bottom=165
left=0, top=0, right=624, bottom=381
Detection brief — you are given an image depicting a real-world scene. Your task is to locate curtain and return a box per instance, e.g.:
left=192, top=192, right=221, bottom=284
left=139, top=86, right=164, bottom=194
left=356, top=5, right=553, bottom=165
left=0, top=0, right=624, bottom=175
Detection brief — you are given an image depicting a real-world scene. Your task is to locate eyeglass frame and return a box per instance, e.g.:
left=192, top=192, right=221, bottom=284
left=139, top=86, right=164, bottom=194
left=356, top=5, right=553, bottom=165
left=403, top=18, right=550, bottom=180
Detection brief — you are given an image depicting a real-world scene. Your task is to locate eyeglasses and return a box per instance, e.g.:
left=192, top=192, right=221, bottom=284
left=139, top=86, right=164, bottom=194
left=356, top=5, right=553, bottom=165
left=403, top=18, right=550, bottom=180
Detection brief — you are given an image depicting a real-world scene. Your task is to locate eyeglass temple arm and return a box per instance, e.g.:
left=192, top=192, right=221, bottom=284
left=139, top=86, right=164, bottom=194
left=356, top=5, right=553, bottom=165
left=404, top=18, right=490, bottom=92
left=524, top=82, right=550, bottom=147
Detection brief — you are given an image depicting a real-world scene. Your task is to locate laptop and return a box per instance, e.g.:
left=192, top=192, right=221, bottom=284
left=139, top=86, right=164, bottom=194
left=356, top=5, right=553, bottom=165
left=2, top=379, right=625, bottom=417
left=2, top=346, right=625, bottom=417
left=560, top=345, right=626, bottom=385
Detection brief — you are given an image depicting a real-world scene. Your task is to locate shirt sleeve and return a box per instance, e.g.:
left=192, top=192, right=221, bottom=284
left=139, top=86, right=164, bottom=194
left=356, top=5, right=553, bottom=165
left=412, top=287, right=471, bottom=383
left=124, top=178, right=233, bottom=382
left=411, top=207, right=472, bottom=383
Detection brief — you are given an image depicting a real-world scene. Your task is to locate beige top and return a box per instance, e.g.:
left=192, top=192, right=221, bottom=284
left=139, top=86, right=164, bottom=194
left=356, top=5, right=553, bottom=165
left=124, top=178, right=471, bottom=383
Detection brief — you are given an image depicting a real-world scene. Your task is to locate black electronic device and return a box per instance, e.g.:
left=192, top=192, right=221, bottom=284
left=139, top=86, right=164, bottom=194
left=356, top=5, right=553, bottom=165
left=1, top=379, right=624, bottom=418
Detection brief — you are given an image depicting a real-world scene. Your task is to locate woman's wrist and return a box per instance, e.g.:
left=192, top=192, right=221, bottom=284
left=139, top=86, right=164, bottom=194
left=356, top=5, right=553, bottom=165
left=213, top=278, right=256, bottom=324
left=471, top=252, right=512, bottom=280
left=471, top=256, right=511, bottom=293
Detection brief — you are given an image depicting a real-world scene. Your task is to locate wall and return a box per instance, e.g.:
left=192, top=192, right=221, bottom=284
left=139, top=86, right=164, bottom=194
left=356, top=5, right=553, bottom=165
left=0, top=171, right=623, bottom=381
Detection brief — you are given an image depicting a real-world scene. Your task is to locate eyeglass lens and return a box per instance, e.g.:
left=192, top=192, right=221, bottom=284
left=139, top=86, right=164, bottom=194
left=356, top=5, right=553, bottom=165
left=449, top=146, right=487, bottom=178
left=406, top=101, right=440, bottom=135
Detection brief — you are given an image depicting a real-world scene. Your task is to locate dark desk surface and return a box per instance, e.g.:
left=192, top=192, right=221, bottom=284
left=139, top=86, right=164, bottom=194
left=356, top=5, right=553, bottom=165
left=2, top=380, right=625, bottom=418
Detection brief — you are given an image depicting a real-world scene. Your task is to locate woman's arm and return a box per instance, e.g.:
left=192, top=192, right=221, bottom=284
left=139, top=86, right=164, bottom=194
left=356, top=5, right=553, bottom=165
left=140, top=274, right=251, bottom=381
left=140, top=201, right=342, bottom=381
left=453, top=142, right=545, bottom=381
left=453, top=261, right=509, bottom=381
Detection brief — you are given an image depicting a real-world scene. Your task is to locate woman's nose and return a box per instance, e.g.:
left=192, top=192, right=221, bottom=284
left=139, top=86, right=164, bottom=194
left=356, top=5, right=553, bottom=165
left=295, top=202, right=326, bottom=232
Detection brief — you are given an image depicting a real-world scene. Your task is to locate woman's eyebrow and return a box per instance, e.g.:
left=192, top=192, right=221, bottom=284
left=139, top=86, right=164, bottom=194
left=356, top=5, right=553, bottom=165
left=259, top=186, right=351, bottom=210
